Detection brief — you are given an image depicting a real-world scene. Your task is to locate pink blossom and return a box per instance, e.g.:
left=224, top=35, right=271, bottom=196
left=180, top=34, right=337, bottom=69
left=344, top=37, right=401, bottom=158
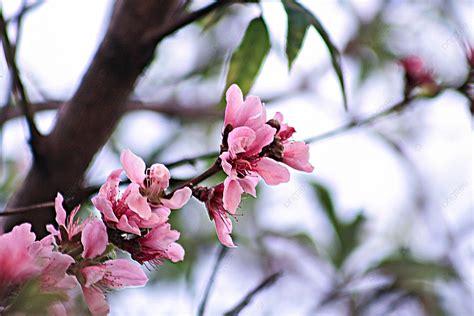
left=92, top=170, right=166, bottom=236
left=195, top=184, right=236, bottom=247
left=0, top=223, right=76, bottom=314
left=80, top=259, right=148, bottom=316
left=120, top=149, right=191, bottom=209
left=48, top=193, right=108, bottom=260
left=272, top=112, right=314, bottom=173
left=399, top=56, right=436, bottom=87
left=219, top=85, right=315, bottom=214
left=0, top=224, right=44, bottom=291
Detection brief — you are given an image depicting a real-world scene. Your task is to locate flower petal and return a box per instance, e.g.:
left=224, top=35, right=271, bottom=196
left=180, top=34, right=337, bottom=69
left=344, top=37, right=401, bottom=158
left=125, top=183, right=152, bottom=219
left=211, top=211, right=236, bottom=248
left=103, top=259, right=148, bottom=288
left=82, top=220, right=108, bottom=259
left=81, top=266, right=106, bottom=288
left=91, top=196, right=118, bottom=223
left=54, top=193, right=67, bottom=226
left=116, top=215, right=141, bottom=236
left=224, top=84, right=244, bottom=128
left=245, top=124, right=276, bottom=156
left=82, top=286, right=109, bottom=316
left=167, top=243, right=185, bottom=262
left=254, top=157, right=290, bottom=185
left=237, top=176, right=259, bottom=197
left=223, top=177, right=243, bottom=214
left=120, top=149, right=146, bottom=184
left=219, top=152, right=233, bottom=176
left=227, top=126, right=256, bottom=155
left=160, top=187, right=192, bottom=209
left=282, top=141, right=314, bottom=173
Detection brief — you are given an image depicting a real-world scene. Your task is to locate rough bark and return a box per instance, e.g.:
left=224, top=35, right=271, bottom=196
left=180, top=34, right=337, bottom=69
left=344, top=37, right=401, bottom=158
left=3, top=0, right=185, bottom=236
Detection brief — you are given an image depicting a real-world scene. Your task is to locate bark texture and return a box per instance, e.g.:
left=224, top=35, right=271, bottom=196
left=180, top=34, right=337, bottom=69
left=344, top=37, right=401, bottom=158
left=3, top=0, right=185, bottom=236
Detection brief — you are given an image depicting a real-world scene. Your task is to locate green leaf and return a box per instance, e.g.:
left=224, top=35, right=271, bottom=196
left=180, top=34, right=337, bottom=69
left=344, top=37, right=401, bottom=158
left=224, top=16, right=271, bottom=105
left=284, top=1, right=310, bottom=70
left=312, top=183, right=365, bottom=267
left=282, top=0, right=348, bottom=111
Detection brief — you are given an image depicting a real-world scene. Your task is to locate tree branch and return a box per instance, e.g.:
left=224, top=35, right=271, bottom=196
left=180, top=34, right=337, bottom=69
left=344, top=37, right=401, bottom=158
left=198, top=245, right=229, bottom=316
left=2, top=0, right=234, bottom=236
left=0, top=11, right=42, bottom=154
left=224, top=271, right=283, bottom=316
left=164, top=95, right=419, bottom=168
left=0, top=100, right=220, bottom=126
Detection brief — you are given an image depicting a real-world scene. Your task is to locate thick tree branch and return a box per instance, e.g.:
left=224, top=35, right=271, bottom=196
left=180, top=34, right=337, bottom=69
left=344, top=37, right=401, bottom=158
left=3, top=0, right=234, bottom=236
left=0, top=100, right=220, bottom=125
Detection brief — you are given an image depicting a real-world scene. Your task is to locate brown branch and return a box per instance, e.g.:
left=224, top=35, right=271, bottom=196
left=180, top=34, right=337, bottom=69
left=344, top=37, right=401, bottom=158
left=224, top=271, right=283, bottom=316
left=0, top=11, right=42, bottom=153
left=0, top=100, right=220, bottom=125
left=164, top=95, right=419, bottom=168
left=2, top=0, right=228, bottom=236
left=197, top=245, right=229, bottom=316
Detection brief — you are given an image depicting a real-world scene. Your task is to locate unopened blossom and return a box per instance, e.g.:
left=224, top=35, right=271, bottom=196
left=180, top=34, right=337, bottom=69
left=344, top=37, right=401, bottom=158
left=399, top=56, right=438, bottom=96
left=194, top=184, right=236, bottom=247
left=80, top=259, right=148, bottom=316
left=219, top=84, right=314, bottom=213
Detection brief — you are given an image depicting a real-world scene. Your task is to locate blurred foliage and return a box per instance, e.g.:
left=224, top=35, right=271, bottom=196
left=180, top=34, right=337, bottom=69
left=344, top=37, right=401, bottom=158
left=224, top=16, right=270, bottom=104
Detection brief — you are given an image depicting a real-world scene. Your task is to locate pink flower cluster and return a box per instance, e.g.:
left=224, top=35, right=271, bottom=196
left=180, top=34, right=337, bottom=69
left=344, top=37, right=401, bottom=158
left=0, top=83, right=313, bottom=314
left=92, top=149, right=190, bottom=266
left=196, top=84, right=314, bottom=247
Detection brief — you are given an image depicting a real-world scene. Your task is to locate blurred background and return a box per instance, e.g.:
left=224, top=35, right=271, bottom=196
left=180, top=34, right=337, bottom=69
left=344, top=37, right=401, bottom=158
left=0, top=0, right=472, bottom=315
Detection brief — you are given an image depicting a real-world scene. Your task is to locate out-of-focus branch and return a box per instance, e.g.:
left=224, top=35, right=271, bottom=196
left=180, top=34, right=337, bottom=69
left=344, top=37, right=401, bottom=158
left=223, top=271, right=283, bottom=316
left=3, top=0, right=234, bottom=236
left=197, top=246, right=229, bottom=316
left=165, top=95, right=419, bottom=168
left=0, top=100, right=220, bottom=125
left=5, top=1, right=45, bottom=24
left=0, top=11, right=42, bottom=154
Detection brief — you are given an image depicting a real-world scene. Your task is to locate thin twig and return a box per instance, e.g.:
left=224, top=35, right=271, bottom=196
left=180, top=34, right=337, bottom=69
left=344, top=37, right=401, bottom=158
left=224, top=271, right=283, bottom=316
left=5, top=1, right=45, bottom=24
left=197, top=245, right=229, bottom=316
left=0, top=11, right=42, bottom=153
left=144, top=0, right=238, bottom=42
left=165, top=96, right=417, bottom=168
left=0, top=201, right=54, bottom=216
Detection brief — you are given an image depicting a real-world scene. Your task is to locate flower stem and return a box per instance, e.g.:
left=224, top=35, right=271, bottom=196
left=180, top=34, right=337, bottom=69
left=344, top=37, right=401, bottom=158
left=168, top=160, right=221, bottom=196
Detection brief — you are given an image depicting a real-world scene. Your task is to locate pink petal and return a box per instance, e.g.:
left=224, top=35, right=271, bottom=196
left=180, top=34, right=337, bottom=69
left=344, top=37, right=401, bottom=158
left=82, top=286, right=109, bottom=316
left=91, top=196, right=118, bottom=223
left=103, top=259, right=148, bottom=288
left=148, top=163, right=170, bottom=191
left=167, top=243, right=185, bottom=262
left=125, top=183, right=152, bottom=219
left=237, top=176, right=259, bottom=197
left=283, top=141, right=314, bottom=173
left=238, top=95, right=266, bottom=130
left=54, top=193, right=67, bottom=226
left=116, top=215, right=141, bottom=235
left=223, top=177, right=243, bottom=214
left=211, top=211, right=236, bottom=248
left=81, top=220, right=108, bottom=259
left=120, top=149, right=146, bottom=184
left=219, top=152, right=234, bottom=176
left=98, top=169, right=122, bottom=200
left=254, top=158, right=290, bottom=185
left=224, top=84, right=244, bottom=128
left=160, top=187, right=192, bottom=209
left=245, top=124, right=276, bottom=156
left=81, top=266, right=106, bottom=288
left=140, top=224, right=180, bottom=250
left=227, top=126, right=256, bottom=155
